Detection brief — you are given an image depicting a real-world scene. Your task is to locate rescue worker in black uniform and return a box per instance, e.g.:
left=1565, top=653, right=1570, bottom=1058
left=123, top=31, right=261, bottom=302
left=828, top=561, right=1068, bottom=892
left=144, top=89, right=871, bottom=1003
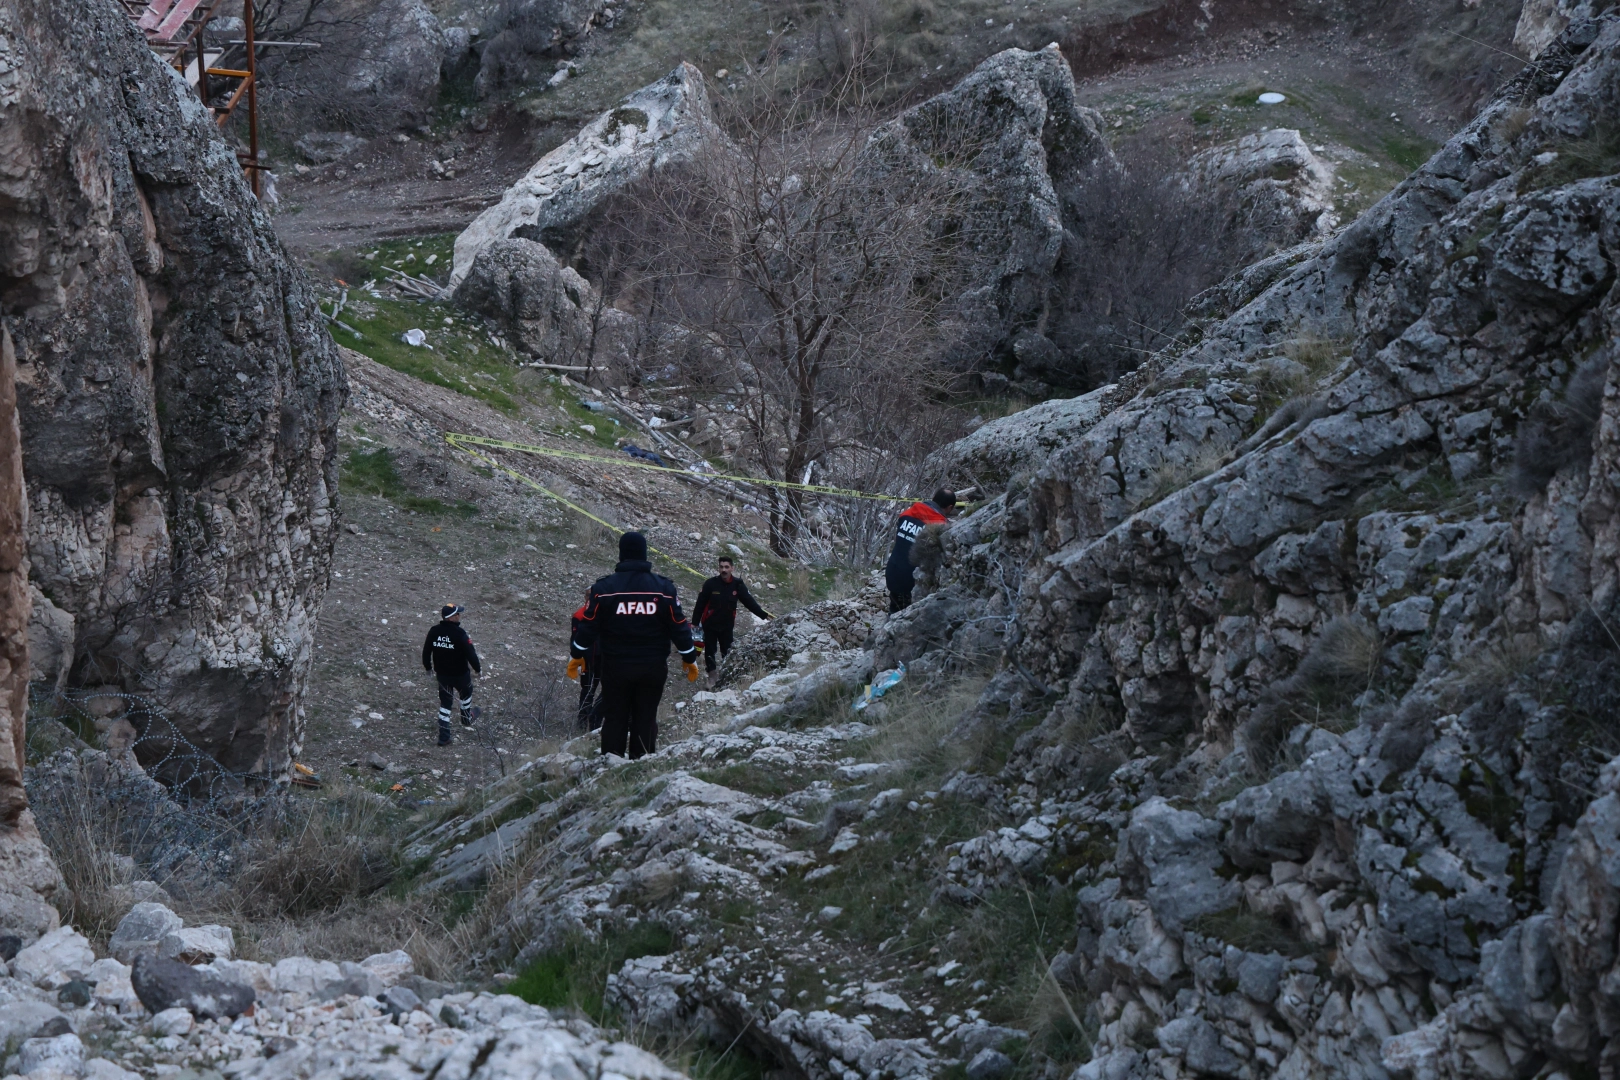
left=567, top=532, right=700, bottom=758
left=692, top=556, right=772, bottom=676
left=884, top=489, right=955, bottom=613
left=421, top=603, right=481, bottom=746
left=570, top=587, right=604, bottom=731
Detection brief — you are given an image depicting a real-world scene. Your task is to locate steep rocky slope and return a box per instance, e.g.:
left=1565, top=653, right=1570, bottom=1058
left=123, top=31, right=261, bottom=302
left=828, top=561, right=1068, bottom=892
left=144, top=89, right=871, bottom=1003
left=382, top=14, right=1620, bottom=1080
left=0, top=326, right=63, bottom=945
left=910, top=13, right=1620, bottom=1080
left=0, top=0, right=345, bottom=783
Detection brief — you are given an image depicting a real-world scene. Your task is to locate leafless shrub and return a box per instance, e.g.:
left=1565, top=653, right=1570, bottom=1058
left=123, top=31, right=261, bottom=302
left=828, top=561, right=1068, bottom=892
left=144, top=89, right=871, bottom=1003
left=582, top=71, right=979, bottom=557
left=1513, top=354, right=1609, bottom=495
left=232, top=789, right=397, bottom=917
left=1045, top=142, right=1256, bottom=390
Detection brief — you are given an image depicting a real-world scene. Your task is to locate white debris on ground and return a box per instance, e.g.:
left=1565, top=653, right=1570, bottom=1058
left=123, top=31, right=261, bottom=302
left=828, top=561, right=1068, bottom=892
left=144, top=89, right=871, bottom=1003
left=0, top=904, right=683, bottom=1080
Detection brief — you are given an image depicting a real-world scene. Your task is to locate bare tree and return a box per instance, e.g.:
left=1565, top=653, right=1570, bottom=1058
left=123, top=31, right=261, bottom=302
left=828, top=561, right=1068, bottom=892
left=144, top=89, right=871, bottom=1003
left=597, top=73, right=977, bottom=556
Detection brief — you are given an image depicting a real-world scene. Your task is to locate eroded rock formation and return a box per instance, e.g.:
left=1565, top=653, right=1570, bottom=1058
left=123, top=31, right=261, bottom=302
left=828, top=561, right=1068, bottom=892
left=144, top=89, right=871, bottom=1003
left=0, top=0, right=345, bottom=783
left=450, top=62, right=716, bottom=289
left=0, top=325, right=64, bottom=945
left=857, top=44, right=1113, bottom=372
left=912, top=15, right=1620, bottom=1079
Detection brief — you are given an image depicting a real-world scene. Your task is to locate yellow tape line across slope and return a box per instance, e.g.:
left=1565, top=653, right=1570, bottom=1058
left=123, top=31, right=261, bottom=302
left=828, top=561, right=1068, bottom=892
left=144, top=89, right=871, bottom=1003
left=447, top=434, right=710, bottom=582
left=445, top=433, right=909, bottom=502
left=445, top=432, right=917, bottom=584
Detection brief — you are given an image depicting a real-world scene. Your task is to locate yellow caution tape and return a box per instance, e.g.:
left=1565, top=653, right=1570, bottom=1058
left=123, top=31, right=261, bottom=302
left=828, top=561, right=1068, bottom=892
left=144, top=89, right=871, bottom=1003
left=445, top=432, right=909, bottom=503
left=447, top=434, right=710, bottom=582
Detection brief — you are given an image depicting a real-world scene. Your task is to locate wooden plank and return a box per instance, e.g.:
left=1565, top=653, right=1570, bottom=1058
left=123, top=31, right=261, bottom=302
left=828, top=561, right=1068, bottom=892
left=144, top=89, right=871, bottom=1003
left=136, top=0, right=176, bottom=31
left=153, top=0, right=205, bottom=42
left=183, top=51, right=223, bottom=86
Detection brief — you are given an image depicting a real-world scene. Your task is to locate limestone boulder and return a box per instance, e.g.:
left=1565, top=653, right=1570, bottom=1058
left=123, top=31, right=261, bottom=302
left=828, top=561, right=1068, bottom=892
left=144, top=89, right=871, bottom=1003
left=452, top=238, right=608, bottom=363
left=856, top=45, right=1112, bottom=370
left=451, top=62, right=717, bottom=289
left=108, top=902, right=183, bottom=965
left=1181, top=128, right=1337, bottom=254
left=0, top=0, right=346, bottom=783
left=12, top=926, right=95, bottom=990
left=345, top=0, right=446, bottom=128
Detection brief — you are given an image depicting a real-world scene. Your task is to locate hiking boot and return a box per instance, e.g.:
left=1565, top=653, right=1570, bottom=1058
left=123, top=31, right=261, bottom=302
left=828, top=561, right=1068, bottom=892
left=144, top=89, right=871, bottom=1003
left=461, top=705, right=480, bottom=729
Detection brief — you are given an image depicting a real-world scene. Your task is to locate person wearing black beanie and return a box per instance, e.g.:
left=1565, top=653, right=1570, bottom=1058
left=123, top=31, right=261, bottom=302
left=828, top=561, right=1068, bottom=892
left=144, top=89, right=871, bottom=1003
left=567, top=531, right=699, bottom=758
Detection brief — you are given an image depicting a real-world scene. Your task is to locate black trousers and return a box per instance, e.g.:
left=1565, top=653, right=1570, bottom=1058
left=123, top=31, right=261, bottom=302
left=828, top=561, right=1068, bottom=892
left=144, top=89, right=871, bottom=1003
left=885, top=563, right=914, bottom=613
left=702, top=622, right=735, bottom=672
left=598, top=664, right=667, bottom=759
left=577, top=665, right=604, bottom=731
left=436, top=673, right=473, bottom=743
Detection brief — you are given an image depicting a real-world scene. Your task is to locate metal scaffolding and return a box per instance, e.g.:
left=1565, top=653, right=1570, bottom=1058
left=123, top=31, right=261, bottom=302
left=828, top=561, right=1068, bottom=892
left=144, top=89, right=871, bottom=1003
left=122, top=0, right=262, bottom=197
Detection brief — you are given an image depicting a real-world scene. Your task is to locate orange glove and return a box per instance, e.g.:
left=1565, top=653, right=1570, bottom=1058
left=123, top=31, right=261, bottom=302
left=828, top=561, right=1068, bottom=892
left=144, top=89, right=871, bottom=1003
left=567, top=657, right=584, bottom=681
left=684, top=662, right=701, bottom=682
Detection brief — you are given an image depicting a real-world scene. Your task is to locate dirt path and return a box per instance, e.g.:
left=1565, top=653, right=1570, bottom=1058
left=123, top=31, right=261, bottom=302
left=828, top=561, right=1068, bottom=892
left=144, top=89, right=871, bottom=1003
left=297, top=351, right=792, bottom=798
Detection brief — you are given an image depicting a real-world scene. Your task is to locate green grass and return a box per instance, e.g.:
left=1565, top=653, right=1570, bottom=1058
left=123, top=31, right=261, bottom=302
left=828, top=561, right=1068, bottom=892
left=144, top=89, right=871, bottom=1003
left=317, top=233, right=527, bottom=414
left=694, top=763, right=803, bottom=798
left=508, top=921, right=677, bottom=1017
left=329, top=295, right=523, bottom=414
left=1382, top=133, right=1440, bottom=173
left=342, top=447, right=478, bottom=517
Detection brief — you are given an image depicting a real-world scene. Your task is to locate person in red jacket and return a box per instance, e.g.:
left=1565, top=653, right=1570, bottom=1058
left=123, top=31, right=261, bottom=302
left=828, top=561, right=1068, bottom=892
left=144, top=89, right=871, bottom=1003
left=570, top=589, right=604, bottom=731
left=885, top=489, right=955, bottom=613
left=567, top=532, right=700, bottom=758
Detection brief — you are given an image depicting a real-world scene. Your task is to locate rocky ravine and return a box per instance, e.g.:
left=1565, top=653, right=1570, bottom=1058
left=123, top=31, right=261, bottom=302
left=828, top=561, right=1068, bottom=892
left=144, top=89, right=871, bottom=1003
left=0, top=0, right=345, bottom=782
left=389, top=14, right=1620, bottom=1080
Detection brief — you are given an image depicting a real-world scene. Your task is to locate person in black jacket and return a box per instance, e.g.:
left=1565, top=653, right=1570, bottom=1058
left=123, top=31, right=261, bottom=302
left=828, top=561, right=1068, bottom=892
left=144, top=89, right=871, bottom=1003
left=692, top=556, right=772, bottom=676
left=421, top=603, right=481, bottom=746
left=568, top=532, right=699, bottom=759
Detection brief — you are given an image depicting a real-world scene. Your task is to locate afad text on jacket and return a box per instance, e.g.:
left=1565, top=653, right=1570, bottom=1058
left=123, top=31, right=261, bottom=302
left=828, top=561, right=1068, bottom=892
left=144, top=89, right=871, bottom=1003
left=571, top=559, right=698, bottom=671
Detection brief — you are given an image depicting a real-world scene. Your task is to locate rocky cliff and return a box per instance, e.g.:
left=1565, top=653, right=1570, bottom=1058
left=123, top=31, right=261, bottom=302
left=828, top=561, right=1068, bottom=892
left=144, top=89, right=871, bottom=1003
left=0, top=0, right=346, bottom=783
left=0, top=325, right=64, bottom=946
left=352, top=32, right=1620, bottom=1080
left=899, top=13, right=1620, bottom=1080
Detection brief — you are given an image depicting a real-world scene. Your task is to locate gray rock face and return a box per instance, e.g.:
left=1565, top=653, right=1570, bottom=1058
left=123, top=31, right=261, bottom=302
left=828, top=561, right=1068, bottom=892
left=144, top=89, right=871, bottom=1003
left=130, top=954, right=256, bottom=1020
left=1115, top=799, right=1239, bottom=933
left=451, top=63, right=716, bottom=290
left=345, top=0, right=445, bottom=128
left=0, top=0, right=345, bottom=781
left=857, top=45, right=1112, bottom=370
left=0, top=326, right=64, bottom=945
left=902, top=15, right=1620, bottom=1080
left=452, top=238, right=611, bottom=363
left=922, top=387, right=1116, bottom=491
left=474, top=0, right=614, bottom=99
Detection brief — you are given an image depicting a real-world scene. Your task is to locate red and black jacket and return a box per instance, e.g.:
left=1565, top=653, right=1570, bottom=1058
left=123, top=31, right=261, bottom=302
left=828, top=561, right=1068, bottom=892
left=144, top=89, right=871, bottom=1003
left=693, top=575, right=771, bottom=629
left=570, top=559, right=698, bottom=670
left=885, top=500, right=950, bottom=573
left=570, top=606, right=601, bottom=671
